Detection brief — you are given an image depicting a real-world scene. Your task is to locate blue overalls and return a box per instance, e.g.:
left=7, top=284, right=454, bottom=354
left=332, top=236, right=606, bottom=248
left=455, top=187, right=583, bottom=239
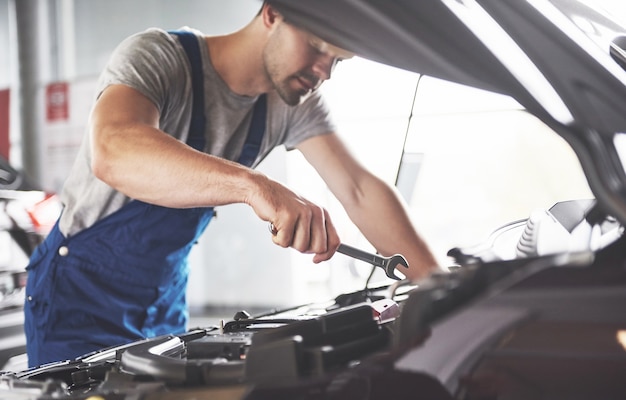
left=24, top=31, right=267, bottom=367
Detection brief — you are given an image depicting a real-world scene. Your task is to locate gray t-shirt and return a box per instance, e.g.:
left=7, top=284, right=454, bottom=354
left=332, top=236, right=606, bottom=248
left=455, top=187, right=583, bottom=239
left=59, top=27, right=336, bottom=236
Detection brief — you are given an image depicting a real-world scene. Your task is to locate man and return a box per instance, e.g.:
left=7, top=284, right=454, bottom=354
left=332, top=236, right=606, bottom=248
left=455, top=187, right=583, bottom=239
left=24, top=3, right=438, bottom=367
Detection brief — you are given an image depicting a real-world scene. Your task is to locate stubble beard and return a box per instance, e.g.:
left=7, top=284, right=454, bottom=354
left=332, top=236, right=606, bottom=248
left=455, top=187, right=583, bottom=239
left=262, top=47, right=314, bottom=106
left=265, top=67, right=311, bottom=106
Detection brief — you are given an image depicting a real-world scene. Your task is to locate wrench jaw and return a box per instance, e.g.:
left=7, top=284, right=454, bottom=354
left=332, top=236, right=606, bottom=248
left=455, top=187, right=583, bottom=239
left=333, top=243, right=410, bottom=281
left=385, top=255, right=409, bottom=281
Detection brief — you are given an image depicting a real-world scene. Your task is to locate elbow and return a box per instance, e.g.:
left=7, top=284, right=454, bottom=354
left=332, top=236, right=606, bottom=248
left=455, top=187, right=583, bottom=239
left=91, top=154, right=113, bottom=184
left=338, top=175, right=369, bottom=211
left=90, top=127, right=120, bottom=186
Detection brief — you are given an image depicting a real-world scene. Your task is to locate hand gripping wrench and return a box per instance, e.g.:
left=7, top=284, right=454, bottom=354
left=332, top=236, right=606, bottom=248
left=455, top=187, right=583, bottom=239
left=337, top=243, right=409, bottom=281
left=268, top=222, right=408, bottom=280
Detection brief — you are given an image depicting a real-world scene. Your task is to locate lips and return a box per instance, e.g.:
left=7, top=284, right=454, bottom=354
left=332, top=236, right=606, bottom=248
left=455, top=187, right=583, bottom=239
left=295, top=71, right=321, bottom=91
left=296, top=76, right=315, bottom=92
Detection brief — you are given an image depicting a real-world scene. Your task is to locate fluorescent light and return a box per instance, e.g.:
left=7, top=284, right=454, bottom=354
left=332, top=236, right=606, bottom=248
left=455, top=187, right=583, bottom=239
left=442, top=0, right=575, bottom=125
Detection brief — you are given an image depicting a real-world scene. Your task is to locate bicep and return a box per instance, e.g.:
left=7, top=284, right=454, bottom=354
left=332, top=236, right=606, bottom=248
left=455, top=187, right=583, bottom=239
left=89, top=84, right=162, bottom=179
left=91, top=84, right=160, bottom=135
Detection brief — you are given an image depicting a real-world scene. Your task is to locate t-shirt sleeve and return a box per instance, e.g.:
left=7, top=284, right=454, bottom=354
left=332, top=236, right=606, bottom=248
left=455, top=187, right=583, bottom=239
left=96, top=28, right=189, bottom=117
left=280, top=91, right=338, bottom=150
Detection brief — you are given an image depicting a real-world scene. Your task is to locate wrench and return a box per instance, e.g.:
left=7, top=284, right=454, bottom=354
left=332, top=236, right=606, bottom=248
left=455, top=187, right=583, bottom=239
left=268, top=222, right=408, bottom=280
left=337, top=243, right=408, bottom=281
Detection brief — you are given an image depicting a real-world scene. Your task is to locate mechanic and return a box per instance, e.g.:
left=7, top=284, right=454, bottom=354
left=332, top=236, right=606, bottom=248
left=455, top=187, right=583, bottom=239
left=24, top=2, right=438, bottom=366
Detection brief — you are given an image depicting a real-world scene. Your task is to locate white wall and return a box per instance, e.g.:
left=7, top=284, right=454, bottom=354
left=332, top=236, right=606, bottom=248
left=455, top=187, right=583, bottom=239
left=71, top=0, right=261, bottom=79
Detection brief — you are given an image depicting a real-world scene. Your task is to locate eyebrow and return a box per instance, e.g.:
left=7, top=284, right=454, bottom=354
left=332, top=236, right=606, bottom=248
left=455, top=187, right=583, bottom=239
left=309, top=35, right=354, bottom=60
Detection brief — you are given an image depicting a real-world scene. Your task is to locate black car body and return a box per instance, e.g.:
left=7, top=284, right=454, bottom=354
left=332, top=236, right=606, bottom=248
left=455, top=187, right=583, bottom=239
left=2, top=0, right=626, bottom=399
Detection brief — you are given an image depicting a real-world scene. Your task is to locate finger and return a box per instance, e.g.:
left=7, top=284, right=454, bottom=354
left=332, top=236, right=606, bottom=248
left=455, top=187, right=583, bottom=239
left=312, top=209, right=340, bottom=263
left=290, top=213, right=313, bottom=253
left=306, top=206, right=328, bottom=254
left=269, top=218, right=296, bottom=248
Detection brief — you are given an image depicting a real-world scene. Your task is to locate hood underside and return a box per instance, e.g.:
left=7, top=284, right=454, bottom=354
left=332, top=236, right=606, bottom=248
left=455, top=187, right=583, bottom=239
left=268, top=0, right=626, bottom=225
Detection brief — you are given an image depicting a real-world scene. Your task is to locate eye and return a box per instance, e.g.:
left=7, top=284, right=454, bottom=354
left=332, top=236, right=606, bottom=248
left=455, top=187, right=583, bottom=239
left=330, top=58, right=341, bottom=70
left=308, top=38, right=326, bottom=55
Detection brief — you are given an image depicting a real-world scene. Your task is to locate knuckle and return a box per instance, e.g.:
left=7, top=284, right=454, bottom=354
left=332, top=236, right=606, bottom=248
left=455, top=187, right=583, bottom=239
left=294, top=243, right=308, bottom=253
left=272, top=237, right=289, bottom=248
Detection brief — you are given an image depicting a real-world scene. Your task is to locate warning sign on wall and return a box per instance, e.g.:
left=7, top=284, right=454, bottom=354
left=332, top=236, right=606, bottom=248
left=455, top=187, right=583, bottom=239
left=40, top=79, right=97, bottom=192
left=46, top=82, right=69, bottom=122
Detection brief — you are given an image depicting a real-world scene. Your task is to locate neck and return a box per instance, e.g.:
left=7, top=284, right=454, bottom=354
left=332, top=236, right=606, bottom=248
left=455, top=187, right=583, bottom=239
left=205, top=23, right=273, bottom=97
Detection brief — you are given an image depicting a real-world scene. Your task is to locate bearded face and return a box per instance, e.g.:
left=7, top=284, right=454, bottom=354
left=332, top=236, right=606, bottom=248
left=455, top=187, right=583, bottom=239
left=262, top=21, right=352, bottom=106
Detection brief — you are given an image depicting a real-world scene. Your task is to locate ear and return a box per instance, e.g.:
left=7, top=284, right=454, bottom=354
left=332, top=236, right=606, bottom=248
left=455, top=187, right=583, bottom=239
left=261, top=3, right=283, bottom=28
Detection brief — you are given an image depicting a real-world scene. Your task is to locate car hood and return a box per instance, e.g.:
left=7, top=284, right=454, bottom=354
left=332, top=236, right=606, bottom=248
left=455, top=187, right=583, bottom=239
left=268, top=0, right=626, bottom=224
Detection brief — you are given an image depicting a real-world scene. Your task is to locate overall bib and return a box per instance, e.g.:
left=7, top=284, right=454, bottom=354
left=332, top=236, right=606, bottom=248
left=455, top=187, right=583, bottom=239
left=24, top=31, right=267, bottom=367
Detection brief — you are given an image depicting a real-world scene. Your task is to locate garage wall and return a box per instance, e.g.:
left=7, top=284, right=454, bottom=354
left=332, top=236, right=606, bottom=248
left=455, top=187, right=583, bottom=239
left=71, top=0, right=261, bottom=79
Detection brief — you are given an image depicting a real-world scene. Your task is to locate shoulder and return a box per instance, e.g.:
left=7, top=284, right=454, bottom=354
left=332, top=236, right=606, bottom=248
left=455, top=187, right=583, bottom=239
left=113, top=28, right=181, bottom=61
left=103, top=27, right=201, bottom=84
left=99, top=28, right=197, bottom=114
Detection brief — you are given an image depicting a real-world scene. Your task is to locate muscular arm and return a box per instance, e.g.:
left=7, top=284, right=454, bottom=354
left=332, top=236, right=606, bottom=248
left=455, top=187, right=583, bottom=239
left=90, top=84, right=339, bottom=259
left=297, top=132, right=439, bottom=281
left=91, top=85, right=258, bottom=207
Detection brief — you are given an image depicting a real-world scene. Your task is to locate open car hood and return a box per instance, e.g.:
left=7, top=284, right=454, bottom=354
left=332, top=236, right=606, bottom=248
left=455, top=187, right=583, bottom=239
left=269, top=0, right=626, bottom=224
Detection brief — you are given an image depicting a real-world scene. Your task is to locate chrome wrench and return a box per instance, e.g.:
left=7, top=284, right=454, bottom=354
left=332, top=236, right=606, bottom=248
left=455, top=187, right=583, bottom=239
left=337, top=243, right=408, bottom=281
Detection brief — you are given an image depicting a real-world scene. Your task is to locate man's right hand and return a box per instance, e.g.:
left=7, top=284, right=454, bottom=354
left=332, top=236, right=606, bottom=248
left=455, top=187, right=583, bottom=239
left=247, top=174, right=340, bottom=263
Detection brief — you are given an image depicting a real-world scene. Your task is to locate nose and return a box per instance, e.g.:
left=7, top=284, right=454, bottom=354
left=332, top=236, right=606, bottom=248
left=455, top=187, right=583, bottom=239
left=312, top=55, right=337, bottom=82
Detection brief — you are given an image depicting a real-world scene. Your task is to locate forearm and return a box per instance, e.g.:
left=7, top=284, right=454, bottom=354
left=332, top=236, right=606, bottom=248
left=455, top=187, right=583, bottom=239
left=297, top=133, right=439, bottom=279
left=343, top=176, right=440, bottom=281
left=92, top=122, right=264, bottom=208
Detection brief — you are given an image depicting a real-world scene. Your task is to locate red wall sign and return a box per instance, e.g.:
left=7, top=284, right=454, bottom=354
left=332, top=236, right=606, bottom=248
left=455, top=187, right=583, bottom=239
left=46, top=82, right=69, bottom=122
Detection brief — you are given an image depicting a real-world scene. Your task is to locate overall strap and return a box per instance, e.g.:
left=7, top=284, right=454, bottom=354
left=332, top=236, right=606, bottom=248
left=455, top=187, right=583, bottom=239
left=170, top=30, right=206, bottom=151
left=238, top=93, right=267, bottom=167
left=170, top=30, right=267, bottom=166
